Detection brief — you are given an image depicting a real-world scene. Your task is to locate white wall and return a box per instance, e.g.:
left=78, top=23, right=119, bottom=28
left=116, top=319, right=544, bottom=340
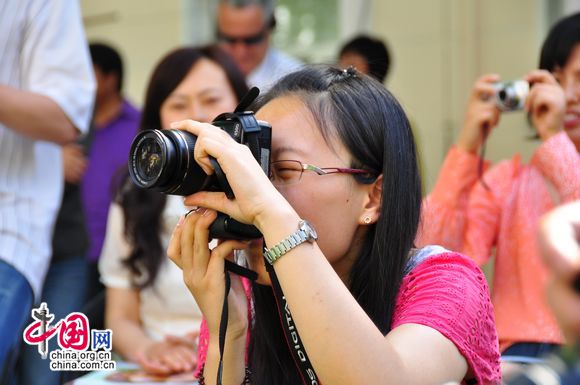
left=370, top=0, right=547, bottom=190
left=81, top=0, right=187, bottom=107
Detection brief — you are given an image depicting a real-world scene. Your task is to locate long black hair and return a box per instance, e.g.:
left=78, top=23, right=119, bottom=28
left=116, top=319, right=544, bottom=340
left=248, top=66, right=422, bottom=384
left=117, top=46, right=248, bottom=288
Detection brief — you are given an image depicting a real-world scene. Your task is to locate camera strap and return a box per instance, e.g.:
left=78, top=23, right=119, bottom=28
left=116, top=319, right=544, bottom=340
left=266, top=260, right=321, bottom=385
left=217, top=260, right=257, bottom=385
left=477, top=124, right=491, bottom=191
left=215, top=259, right=320, bottom=385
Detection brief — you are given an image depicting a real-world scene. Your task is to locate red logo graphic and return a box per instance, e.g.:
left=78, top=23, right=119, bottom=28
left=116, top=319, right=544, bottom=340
left=23, top=303, right=90, bottom=357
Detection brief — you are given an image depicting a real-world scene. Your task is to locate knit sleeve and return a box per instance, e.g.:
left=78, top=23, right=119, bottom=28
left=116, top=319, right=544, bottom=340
left=418, top=145, right=516, bottom=266
left=392, top=252, right=501, bottom=385
left=417, top=146, right=489, bottom=259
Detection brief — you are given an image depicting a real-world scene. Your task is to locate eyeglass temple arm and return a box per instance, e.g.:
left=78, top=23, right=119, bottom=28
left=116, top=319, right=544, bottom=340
left=302, top=163, right=326, bottom=175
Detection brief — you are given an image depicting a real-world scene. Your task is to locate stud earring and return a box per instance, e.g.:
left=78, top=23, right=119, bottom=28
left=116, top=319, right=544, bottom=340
left=363, top=216, right=372, bottom=224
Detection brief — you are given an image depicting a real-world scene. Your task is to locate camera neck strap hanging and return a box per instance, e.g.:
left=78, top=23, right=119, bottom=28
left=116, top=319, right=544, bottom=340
left=215, top=258, right=320, bottom=385
left=216, top=260, right=257, bottom=385
left=265, top=259, right=321, bottom=385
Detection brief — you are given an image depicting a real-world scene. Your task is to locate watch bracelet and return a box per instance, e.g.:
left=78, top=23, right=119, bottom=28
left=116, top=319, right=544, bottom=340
left=264, top=229, right=307, bottom=264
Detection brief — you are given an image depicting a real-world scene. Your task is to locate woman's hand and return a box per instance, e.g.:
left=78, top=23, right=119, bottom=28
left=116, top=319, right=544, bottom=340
left=169, top=119, right=295, bottom=231
left=524, top=70, right=565, bottom=141
left=61, top=143, right=87, bottom=183
left=135, top=338, right=197, bottom=375
left=457, top=74, right=502, bottom=154
left=538, top=201, right=580, bottom=342
left=168, top=207, right=250, bottom=340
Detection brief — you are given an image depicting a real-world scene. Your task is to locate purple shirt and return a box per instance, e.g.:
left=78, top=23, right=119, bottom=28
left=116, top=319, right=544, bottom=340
left=81, top=100, right=140, bottom=262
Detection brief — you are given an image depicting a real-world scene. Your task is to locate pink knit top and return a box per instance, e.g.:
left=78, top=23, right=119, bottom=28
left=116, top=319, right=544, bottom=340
left=417, top=132, right=580, bottom=351
left=195, top=250, right=501, bottom=384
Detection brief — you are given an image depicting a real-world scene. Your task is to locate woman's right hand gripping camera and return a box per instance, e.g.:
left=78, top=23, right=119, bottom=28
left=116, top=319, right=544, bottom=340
left=167, top=207, right=250, bottom=342
left=457, top=70, right=566, bottom=154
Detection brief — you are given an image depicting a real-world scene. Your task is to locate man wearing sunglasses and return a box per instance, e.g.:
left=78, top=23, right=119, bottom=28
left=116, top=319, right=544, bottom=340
left=216, top=0, right=302, bottom=91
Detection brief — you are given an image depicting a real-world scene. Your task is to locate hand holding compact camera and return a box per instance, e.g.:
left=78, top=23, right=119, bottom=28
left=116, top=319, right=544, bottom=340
left=458, top=71, right=565, bottom=153
left=522, top=70, right=566, bottom=141
left=457, top=74, right=503, bottom=154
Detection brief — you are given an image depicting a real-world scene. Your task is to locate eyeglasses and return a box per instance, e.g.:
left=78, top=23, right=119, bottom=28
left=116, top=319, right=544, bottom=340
left=217, top=29, right=268, bottom=46
left=269, top=160, right=374, bottom=186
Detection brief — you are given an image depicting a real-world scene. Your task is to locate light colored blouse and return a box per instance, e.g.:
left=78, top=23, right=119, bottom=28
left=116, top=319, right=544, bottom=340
left=418, top=132, right=580, bottom=351
left=99, top=195, right=203, bottom=341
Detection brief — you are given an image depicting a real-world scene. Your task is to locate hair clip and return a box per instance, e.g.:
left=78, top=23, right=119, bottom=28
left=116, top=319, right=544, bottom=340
left=343, top=66, right=358, bottom=77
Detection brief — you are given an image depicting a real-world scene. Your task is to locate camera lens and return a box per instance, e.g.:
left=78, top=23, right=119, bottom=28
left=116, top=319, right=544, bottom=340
left=498, top=89, right=507, bottom=102
left=135, top=138, right=163, bottom=182
left=128, top=129, right=214, bottom=196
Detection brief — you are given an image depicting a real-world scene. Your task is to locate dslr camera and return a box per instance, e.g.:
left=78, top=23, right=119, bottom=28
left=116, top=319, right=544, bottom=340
left=128, top=92, right=271, bottom=240
left=493, top=80, right=529, bottom=111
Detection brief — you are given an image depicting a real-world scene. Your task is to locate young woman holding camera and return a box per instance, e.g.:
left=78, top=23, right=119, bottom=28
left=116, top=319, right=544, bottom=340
left=418, top=12, right=580, bottom=365
left=98, top=45, right=248, bottom=375
left=168, top=65, right=501, bottom=385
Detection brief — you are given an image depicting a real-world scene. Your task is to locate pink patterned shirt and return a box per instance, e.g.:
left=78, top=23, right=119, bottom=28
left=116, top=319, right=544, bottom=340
left=418, top=132, right=580, bottom=351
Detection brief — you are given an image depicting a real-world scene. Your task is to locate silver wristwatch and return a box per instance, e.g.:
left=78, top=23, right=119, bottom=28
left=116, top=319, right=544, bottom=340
left=264, top=220, right=318, bottom=265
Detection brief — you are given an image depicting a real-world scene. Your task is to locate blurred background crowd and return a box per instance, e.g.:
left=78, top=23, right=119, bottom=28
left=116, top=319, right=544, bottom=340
left=0, top=0, right=579, bottom=384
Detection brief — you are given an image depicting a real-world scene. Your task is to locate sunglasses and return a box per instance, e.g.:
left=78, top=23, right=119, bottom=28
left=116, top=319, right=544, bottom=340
left=217, top=29, right=268, bottom=46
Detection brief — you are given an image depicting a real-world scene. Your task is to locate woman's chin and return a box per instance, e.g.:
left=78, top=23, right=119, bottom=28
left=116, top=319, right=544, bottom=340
left=564, top=127, right=580, bottom=152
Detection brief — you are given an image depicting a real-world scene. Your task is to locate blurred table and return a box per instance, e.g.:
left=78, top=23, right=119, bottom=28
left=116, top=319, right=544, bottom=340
left=65, top=362, right=198, bottom=385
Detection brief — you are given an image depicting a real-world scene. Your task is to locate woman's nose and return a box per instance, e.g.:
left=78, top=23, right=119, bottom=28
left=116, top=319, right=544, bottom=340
left=563, top=80, right=580, bottom=105
left=190, top=105, right=208, bottom=123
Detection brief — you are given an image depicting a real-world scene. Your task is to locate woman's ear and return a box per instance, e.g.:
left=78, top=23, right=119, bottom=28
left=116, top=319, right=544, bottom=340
left=359, top=174, right=383, bottom=225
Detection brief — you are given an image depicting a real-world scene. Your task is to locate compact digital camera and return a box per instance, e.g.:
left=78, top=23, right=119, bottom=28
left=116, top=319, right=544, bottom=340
left=128, top=104, right=271, bottom=240
left=494, top=80, right=529, bottom=111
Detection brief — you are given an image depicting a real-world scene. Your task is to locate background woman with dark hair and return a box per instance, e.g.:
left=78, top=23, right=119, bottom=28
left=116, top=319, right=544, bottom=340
left=98, top=45, right=248, bottom=375
left=168, top=66, right=501, bottom=385
left=418, top=12, right=580, bottom=372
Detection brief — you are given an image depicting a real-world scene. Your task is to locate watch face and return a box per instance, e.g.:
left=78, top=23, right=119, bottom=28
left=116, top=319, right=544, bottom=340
left=299, top=220, right=318, bottom=241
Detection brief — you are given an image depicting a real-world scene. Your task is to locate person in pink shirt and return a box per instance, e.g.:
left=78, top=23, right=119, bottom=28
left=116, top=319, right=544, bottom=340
left=418, top=12, right=580, bottom=369
left=167, top=65, right=501, bottom=385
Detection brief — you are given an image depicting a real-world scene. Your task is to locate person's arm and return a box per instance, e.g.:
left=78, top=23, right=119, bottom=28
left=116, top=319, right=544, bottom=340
left=418, top=74, right=503, bottom=264
left=61, top=143, right=87, bottom=183
left=105, top=287, right=197, bottom=374
left=168, top=212, right=248, bottom=385
left=100, top=204, right=196, bottom=374
left=98, top=204, right=155, bottom=363
left=0, top=85, right=78, bottom=144
left=105, top=287, right=154, bottom=361
left=255, top=210, right=471, bottom=385
left=418, top=146, right=499, bottom=263
left=6, top=0, right=95, bottom=143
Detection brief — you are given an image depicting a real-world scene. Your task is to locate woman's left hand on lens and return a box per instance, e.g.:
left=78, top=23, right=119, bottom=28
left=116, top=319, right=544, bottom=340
left=167, top=206, right=250, bottom=338
left=524, top=70, right=566, bottom=141
left=170, top=119, right=292, bottom=230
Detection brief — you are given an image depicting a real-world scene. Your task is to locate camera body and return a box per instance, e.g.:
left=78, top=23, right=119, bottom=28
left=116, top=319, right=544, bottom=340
left=494, top=80, right=529, bottom=111
left=128, top=111, right=271, bottom=239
